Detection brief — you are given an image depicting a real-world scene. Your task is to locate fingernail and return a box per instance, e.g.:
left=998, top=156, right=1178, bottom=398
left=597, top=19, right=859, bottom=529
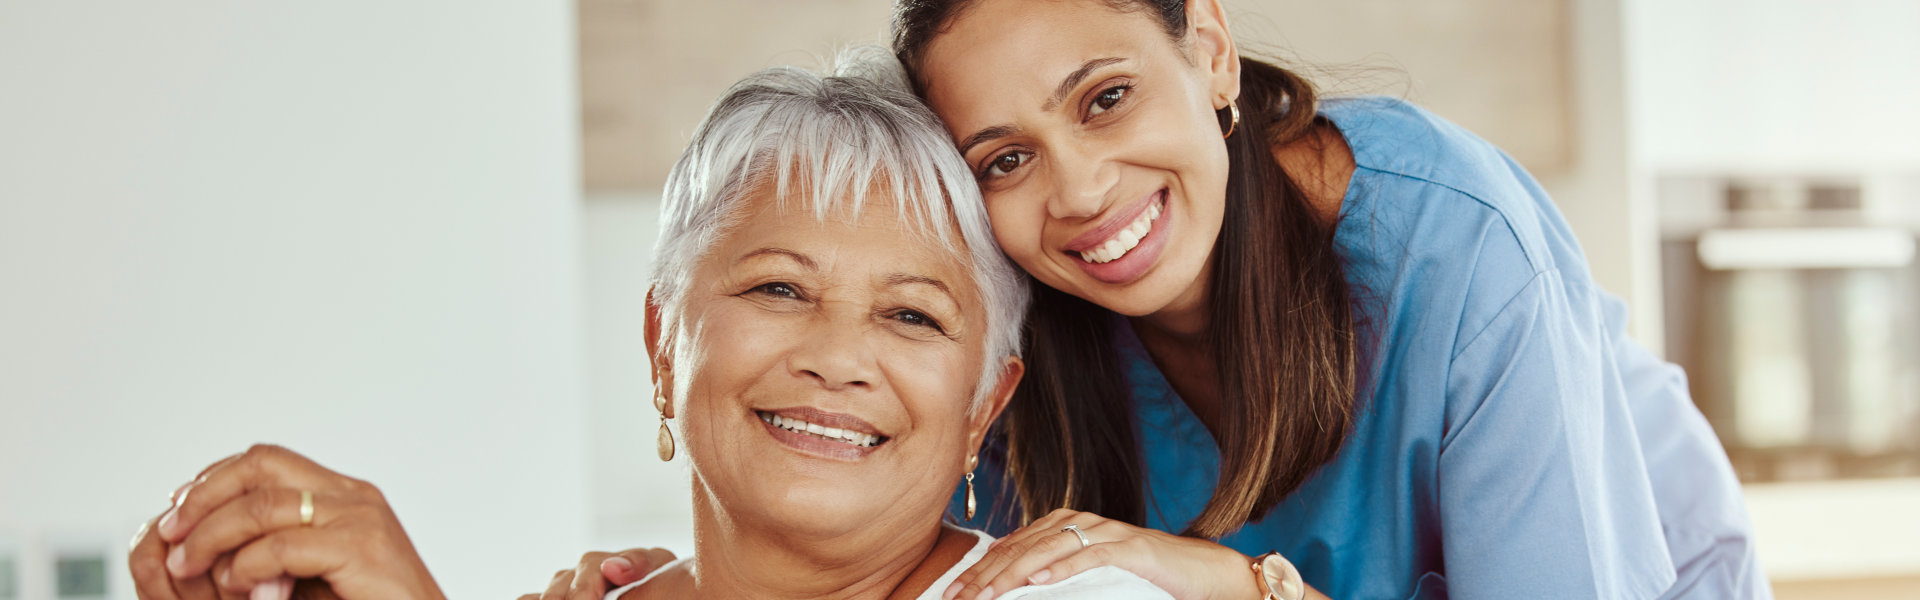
left=171, top=482, right=192, bottom=506
left=165, top=545, right=187, bottom=577
left=158, top=508, right=181, bottom=539
left=941, top=581, right=963, bottom=600
left=604, top=556, right=634, bottom=575
left=1029, top=569, right=1052, bottom=585
left=973, top=587, right=996, bottom=600
left=129, top=520, right=150, bottom=550
left=248, top=577, right=284, bottom=600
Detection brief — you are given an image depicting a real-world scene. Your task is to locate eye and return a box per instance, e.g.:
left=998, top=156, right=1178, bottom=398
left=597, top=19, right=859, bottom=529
left=1087, top=84, right=1132, bottom=118
left=980, top=150, right=1032, bottom=180
left=751, top=282, right=802, bottom=299
left=890, top=309, right=946, bottom=333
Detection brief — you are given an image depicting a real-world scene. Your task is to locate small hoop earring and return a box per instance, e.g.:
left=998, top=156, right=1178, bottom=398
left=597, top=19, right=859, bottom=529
left=1221, top=97, right=1241, bottom=139
left=654, top=390, right=675, bottom=462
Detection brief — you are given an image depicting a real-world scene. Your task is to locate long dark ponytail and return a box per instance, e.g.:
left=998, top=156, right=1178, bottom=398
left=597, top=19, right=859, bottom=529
left=895, top=0, right=1360, bottom=539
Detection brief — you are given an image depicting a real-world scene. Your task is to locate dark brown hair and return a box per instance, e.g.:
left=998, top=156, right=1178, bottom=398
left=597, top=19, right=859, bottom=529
left=894, top=0, right=1360, bottom=539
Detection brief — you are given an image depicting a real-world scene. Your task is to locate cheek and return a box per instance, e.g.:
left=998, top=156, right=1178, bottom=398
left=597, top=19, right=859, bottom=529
left=678, top=309, right=786, bottom=419
left=1134, top=99, right=1229, bottom=189
left=987, top=198, right=1049, bottom=267
left=883, top=343, right=978, bottom=437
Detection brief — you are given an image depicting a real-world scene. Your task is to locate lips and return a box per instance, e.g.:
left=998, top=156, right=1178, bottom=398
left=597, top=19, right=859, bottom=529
left=753, top=407, right=891, bottom=460
left=1065, top=190, right=1163, bottom=256
left=1077, top=201, right=1161, bottom=263
left=757, top=411, right=885, bottom=447
left=1063, top=189, right=1172, bottom=285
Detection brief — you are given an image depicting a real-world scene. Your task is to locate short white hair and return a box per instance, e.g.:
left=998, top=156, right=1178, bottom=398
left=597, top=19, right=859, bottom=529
left=650, top=46, right=1028, bottom=405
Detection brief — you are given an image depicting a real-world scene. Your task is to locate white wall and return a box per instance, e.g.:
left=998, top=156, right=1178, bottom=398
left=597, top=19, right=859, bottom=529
left=0, top=2, right=587, bottom=598
left=580, top=195, right=695, bottom=555
left=1626, top=0, right=1920, bottom=172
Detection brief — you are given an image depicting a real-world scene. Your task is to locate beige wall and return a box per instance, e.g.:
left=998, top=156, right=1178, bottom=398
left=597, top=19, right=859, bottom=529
left=580, top=0, right=1572, bottom=192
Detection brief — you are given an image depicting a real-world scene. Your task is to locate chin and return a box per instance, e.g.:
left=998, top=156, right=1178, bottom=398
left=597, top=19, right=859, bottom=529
left=742, top=480, right=893, bottom=537
left=1068, top=256, right=1205, bottom=317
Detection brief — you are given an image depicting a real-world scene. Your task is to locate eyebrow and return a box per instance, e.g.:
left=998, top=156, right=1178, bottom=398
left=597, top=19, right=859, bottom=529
left=738, top=247, right=817, bottom=270
left=1042, top=57, right=1125, bottom=112
left=954, top=56, right=1126, bottom=159
left=883, top=273, right=953, bottom=297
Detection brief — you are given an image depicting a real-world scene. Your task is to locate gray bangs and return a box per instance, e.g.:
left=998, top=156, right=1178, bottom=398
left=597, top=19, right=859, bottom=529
left=650, top=47, right=1030, bottom=406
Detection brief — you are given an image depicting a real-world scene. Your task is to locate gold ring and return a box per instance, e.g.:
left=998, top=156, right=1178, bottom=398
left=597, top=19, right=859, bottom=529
left=298, top=490, right=314, bottom=526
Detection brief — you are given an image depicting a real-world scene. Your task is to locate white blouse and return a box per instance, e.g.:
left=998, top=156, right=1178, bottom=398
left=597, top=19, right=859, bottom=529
left=604, top=527, right=1172, bottom=599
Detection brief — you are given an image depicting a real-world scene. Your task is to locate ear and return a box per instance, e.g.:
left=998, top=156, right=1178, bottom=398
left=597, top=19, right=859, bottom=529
left=963, top=356, right=1025, bottom=465
left=644, top=287, right=674, bottom=397
left=1187, top=0, right=1241, bottom=109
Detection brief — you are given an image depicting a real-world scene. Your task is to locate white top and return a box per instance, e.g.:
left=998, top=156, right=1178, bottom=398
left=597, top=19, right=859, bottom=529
left=605, top=527, right=1172, bottom=600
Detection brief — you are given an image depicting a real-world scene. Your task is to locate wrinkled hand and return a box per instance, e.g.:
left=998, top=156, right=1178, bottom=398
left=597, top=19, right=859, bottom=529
left=941, top=509, right=1265, bottom=600
left=128, top=444, right=444, bottom=600
left=518, top=547, right=677, bottom=600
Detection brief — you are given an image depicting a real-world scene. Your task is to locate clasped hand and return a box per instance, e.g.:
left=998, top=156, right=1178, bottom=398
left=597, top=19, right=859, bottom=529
left=127, top=444, right=445, bottom=600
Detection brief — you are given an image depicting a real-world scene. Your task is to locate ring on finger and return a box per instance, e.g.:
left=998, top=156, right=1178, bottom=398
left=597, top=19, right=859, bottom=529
left=298, top=489, right=314, bottom=526
left=1061, top=524, right=1090, bottom=548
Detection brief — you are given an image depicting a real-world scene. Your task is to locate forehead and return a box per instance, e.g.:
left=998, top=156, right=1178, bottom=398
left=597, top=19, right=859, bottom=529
left=917, top=0, right=1170, bottom=134
left=717, top=179, right=979, bottom=290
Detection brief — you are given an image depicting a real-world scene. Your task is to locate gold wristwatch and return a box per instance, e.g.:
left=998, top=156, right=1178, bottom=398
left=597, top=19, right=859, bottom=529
left=1251, top=551, right=1306, bottom=600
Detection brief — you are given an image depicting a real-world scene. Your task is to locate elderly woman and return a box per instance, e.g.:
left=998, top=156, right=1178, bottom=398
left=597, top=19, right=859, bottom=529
left=127, top=51, right=1172, bottom=600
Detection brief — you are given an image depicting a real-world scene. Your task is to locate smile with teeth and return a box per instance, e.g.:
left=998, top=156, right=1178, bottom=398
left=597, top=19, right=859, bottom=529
left=1078, top=200, right=1163, bottom=264
left=757, top=411, right=887, bottom=448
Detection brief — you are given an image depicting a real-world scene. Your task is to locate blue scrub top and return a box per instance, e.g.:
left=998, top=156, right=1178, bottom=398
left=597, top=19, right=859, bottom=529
left=953, top=97, right=1768, bottom=599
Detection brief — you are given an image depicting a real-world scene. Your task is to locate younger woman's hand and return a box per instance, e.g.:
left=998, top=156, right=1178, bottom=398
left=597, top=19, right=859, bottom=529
left=941, top=509, right=1264, bottom=600
left=142, top=444, right=443, bottom=600
left=518, top=547, right=677, bottom=600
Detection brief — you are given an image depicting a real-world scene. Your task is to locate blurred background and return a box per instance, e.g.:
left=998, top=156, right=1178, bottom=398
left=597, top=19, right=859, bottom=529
left=2, top=0, right=1915, bottom=598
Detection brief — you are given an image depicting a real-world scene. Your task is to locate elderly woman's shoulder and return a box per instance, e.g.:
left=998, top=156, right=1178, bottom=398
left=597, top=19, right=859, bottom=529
left=998, top=566, right=1175, bottom=600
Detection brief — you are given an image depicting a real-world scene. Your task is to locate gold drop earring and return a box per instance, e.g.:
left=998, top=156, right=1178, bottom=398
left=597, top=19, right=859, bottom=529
left=654, top=387, right=675, bottom=462
left=963, top=454, right=979, bottom=521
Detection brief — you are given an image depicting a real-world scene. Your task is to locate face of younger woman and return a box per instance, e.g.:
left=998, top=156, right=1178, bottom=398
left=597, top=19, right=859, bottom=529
left=917, top=0, right=1240, bottom=318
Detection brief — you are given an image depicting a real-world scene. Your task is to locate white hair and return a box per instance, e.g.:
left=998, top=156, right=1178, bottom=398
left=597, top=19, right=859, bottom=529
left=650, top=46, right=1029, bottom=405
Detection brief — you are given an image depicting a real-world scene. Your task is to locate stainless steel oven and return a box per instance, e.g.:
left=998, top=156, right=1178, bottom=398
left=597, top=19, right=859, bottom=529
left=1659, top=174, right=1920, bottom=482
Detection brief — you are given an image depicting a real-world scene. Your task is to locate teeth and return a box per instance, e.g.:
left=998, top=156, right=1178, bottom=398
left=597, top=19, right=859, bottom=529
left=756, top=411, right=883, bottom=447
left=1079, top=199, right=1163, bottom=264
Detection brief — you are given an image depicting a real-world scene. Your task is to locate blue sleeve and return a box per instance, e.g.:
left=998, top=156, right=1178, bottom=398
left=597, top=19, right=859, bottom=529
left=1439, top=269, right=1678, bottom=599
left=1599, top=294, right=1770, bottom=599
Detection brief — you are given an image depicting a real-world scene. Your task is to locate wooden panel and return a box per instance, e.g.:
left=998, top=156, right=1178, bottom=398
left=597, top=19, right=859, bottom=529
left=578, top=0, right=897, bottom=192
left=579, top=0, right=1571, bottom=192
left=1235, top=0, right=1570, bottom=170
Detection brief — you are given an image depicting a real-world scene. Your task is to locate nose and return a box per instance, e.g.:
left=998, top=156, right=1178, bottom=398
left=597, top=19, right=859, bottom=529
left=1045, top=144, right=1118, bottom=221
left=787, top=309, right=877, bottom=392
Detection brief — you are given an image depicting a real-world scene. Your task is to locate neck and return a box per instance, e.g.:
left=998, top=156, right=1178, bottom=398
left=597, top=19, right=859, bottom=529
left=668, top=482, right=964, bottom=600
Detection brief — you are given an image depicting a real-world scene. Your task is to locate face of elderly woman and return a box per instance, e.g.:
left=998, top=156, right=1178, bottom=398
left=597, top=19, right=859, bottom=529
left=648, top=179, right=1017, bottom=542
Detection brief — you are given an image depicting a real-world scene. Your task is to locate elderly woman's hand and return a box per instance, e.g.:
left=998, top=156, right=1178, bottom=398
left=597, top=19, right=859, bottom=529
left=130, top=444, right=443, bottom=600
left=517, top=547, right=677, bottom=600
left=942, top=509, right=1318, bottom=600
